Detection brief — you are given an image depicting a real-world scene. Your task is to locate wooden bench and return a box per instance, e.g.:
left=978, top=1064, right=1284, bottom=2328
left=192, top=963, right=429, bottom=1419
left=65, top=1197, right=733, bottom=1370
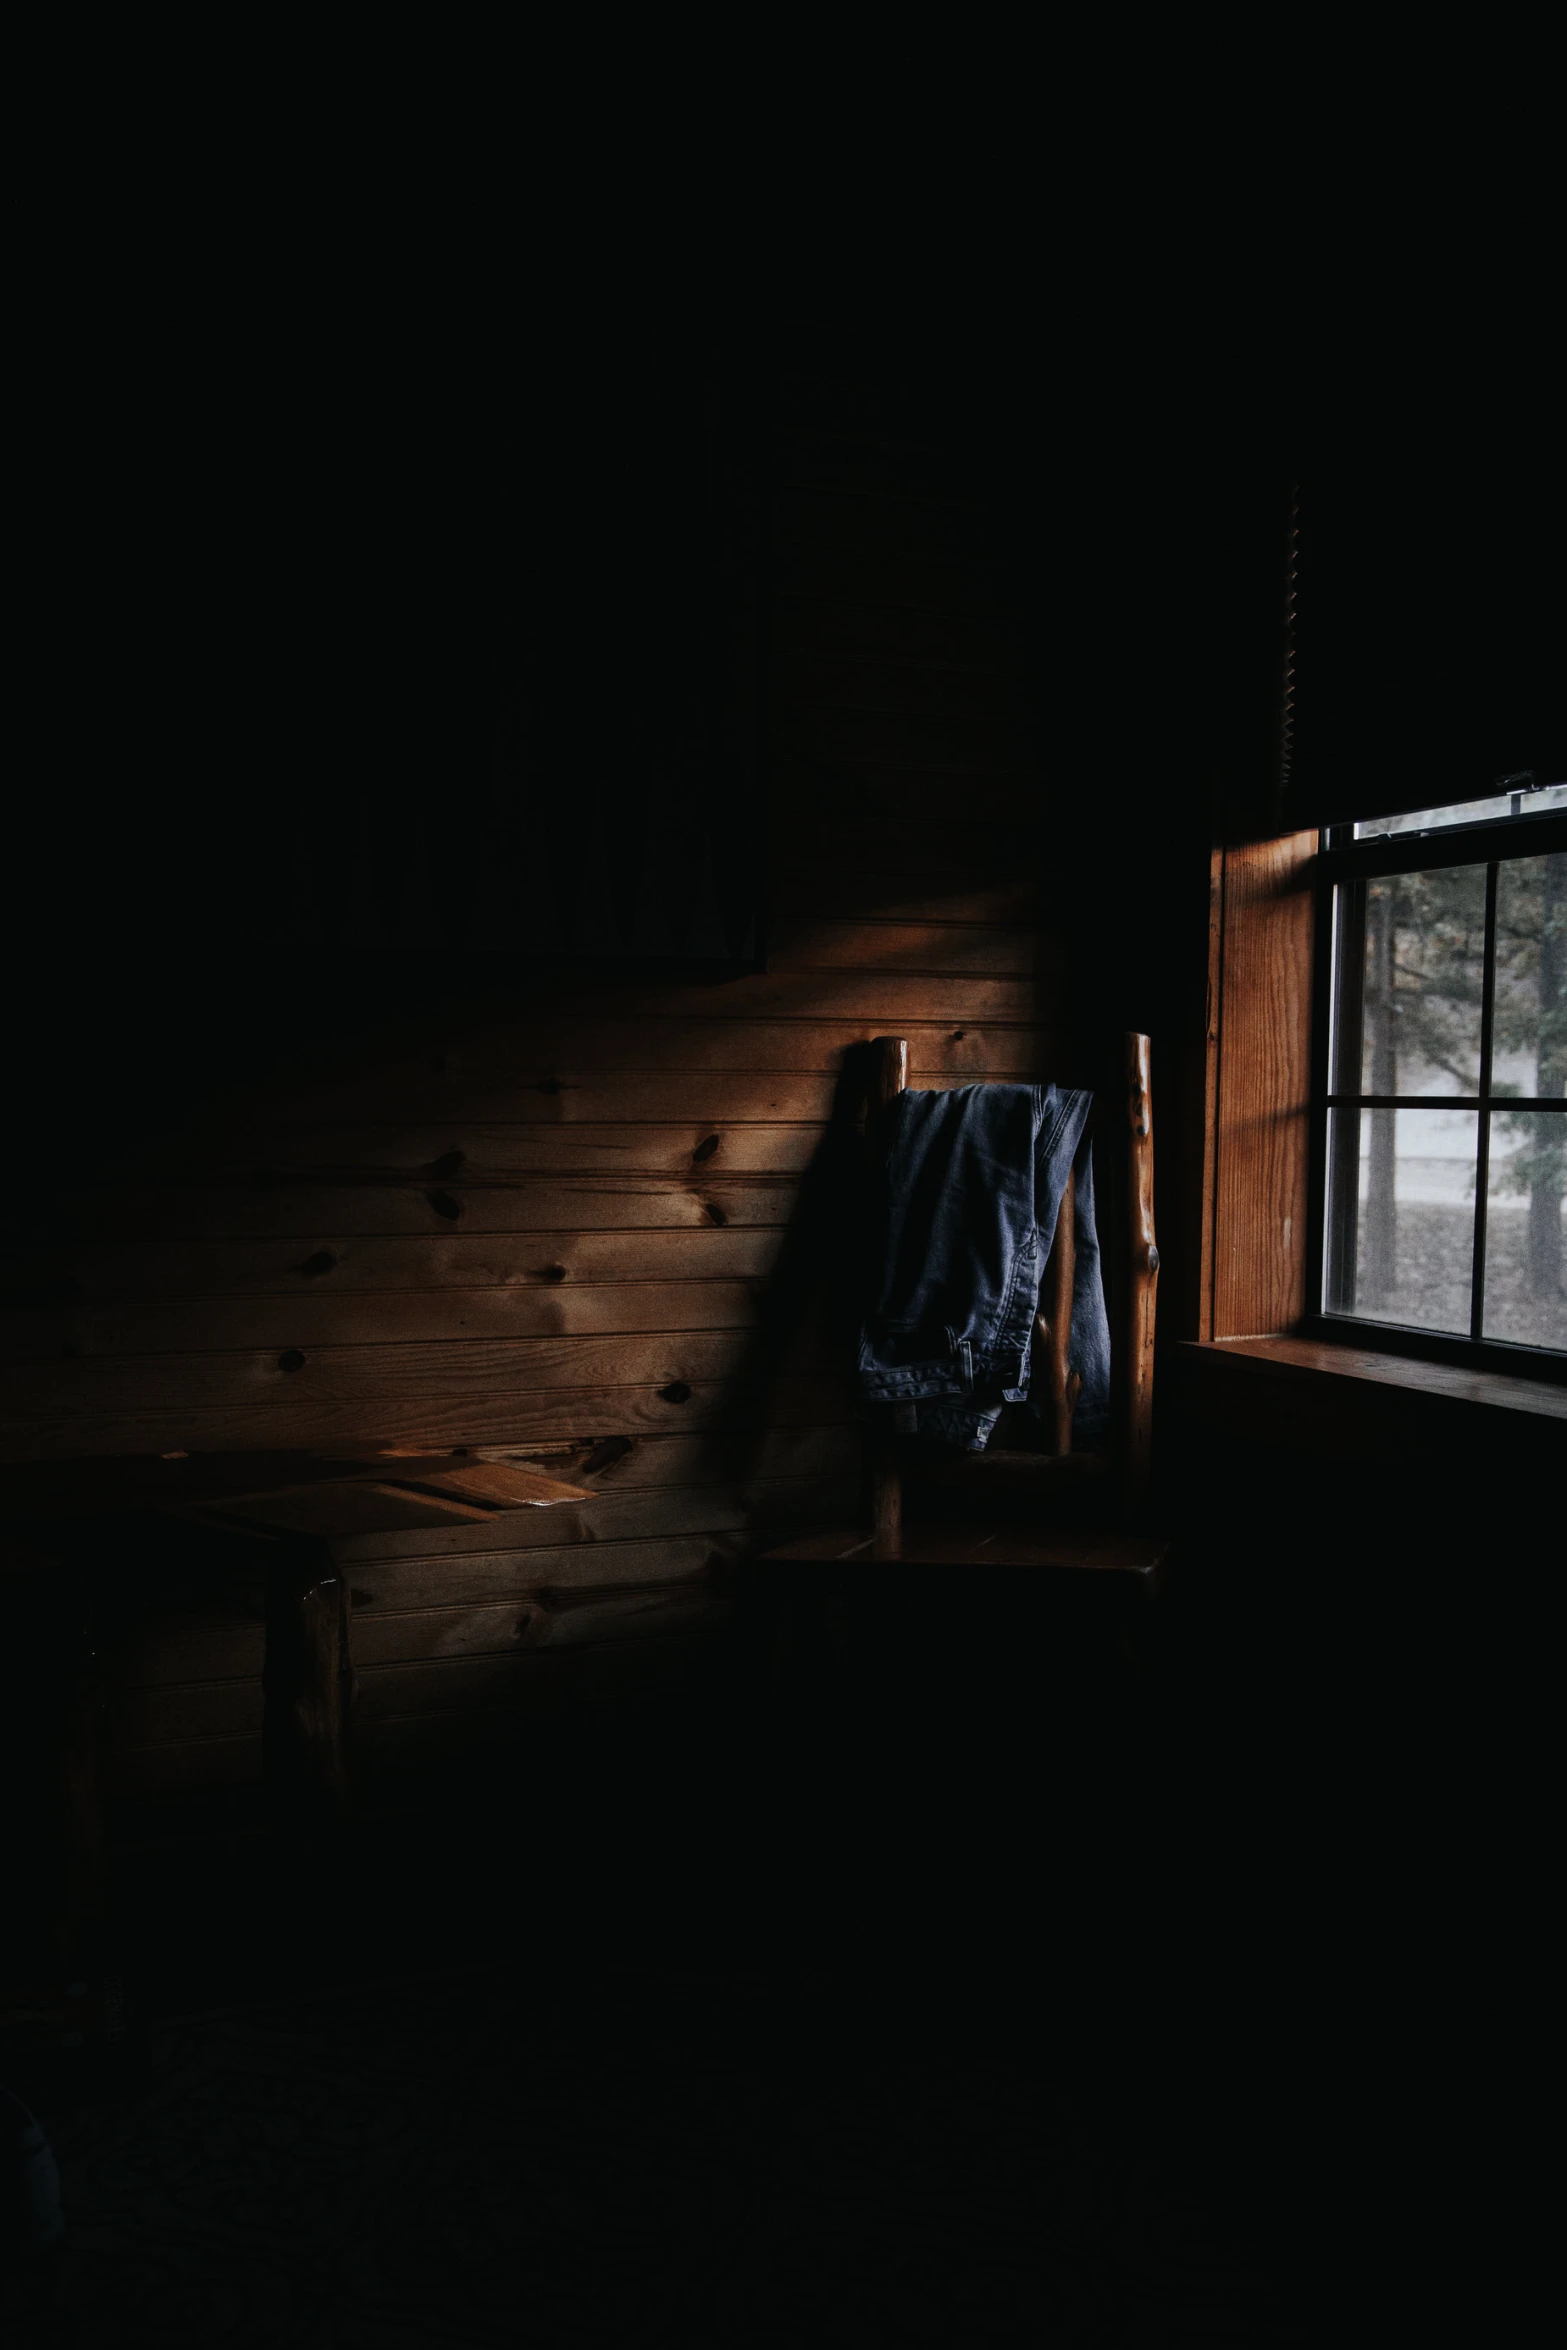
left=1, top=1447, right=594, bottom=1978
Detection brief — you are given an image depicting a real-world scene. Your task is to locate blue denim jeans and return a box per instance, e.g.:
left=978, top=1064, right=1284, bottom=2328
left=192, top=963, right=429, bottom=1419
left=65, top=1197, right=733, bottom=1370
left=855, top=1082, right=1111, bottom=1451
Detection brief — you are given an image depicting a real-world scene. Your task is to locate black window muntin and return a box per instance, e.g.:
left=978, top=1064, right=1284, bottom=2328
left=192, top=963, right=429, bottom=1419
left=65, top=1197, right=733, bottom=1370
left=1306, top=805, right=1567, bottom=1379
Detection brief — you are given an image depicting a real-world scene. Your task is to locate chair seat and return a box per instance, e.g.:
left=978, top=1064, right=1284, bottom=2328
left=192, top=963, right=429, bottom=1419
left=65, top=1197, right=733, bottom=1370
left=758, top=1521, right=1168, bottom=1581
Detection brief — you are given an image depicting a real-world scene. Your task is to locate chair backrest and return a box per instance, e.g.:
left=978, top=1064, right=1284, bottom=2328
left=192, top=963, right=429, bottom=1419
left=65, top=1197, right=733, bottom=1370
left=865, top=1032, right=1158, bottom=1545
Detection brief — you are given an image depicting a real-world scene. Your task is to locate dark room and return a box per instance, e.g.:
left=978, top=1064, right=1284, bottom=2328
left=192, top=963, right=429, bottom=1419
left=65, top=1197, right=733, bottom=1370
left=3, top=222, right=1561, bottom=2345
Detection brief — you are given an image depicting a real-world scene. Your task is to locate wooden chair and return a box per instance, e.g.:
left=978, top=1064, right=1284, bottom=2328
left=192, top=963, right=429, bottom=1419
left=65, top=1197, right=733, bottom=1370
left=759, top=1032, right=1167, bottom=1586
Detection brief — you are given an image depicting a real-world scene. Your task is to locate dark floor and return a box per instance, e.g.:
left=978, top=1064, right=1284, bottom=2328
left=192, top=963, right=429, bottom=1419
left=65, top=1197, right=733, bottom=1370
left=10, top=1947, right=1328, bottom=2348
left=3, top=1571, right=1399, bottom=2344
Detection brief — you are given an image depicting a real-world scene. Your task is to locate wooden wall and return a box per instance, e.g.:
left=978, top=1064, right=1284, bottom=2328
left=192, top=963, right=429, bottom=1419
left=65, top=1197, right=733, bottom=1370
left=2, top=361, right=1062, bottom=1813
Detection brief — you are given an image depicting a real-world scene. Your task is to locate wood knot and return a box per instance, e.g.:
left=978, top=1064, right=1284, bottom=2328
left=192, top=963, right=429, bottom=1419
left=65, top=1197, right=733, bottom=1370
left=298, top=1250, right=336, bottom=1279
left=1147, top=1245, right=1160, bottom=1272
left=702, top=1201, right=727, bottom=1226
left=277, top=1349, right=307, bottom=1374
left=514, top=1603, right=550, bottom=1647
left=691, top=1134, right=721, bottom=1164
left=425, top=1190, right=462, bottom=1221
left=658, top=1381, right=693, bottom=1404
left=540, top=1264, right=568, bottom=1283
left=578, top=1436, right=634, bottom=1476
left=535, top=1078, right=563, bottom=1095
left=427, top=1149, right=466, bottom=1180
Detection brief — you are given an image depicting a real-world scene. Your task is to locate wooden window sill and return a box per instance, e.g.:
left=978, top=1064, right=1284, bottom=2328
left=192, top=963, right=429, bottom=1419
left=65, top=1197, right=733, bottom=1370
left=1175, top=1336, right=1567, bottom=1424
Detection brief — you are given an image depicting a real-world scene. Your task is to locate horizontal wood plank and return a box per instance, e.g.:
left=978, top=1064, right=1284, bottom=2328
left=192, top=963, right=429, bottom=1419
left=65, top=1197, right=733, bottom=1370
left=766, top=919, right=1043, bottom=977
left=335, top=1472, right=859, bottom=1571
left=353, top=1582, right=728, bottom=1669
left=7, top=1226, right=787, bottom=1303
left=355, top=1632, right=715, bottom=1751
left=768, top=880, right=1041, bottom=926
left=30, top=1181, right=806, bottom=1244
left=311, top=1039, right=1044, bottom=1121
left=346, top=1534, right=739, bottom=1613
left=194, top=1053, right=1050, bottom=1156
left=442, top=971, right=1038, bottom=1025
left=254, top=1019, right=1053, bottom=1115
left=0, top=1325, right=841, bottom=1417
left=197, top=1124, right=832, bottom=1183
left=353, top=1600, right=730, bottom=1719
left=770, top=817, right=1019, bottom=876
left=33, top=1280, right=776, bottom=1358
left=259, top=1073, right=844, bottom=1129
left=477, top=1422, right=861, bottom=1493
left=2, top=1375, right=851, bottom=1461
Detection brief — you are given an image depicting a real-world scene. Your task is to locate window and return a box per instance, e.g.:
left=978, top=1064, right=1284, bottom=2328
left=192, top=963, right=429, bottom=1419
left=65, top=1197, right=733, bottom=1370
left=1314, top=787, right=1567, bottom=1363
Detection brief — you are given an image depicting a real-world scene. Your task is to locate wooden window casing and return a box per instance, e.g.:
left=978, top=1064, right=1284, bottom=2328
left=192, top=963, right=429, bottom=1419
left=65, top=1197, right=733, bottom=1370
left=1200, top=831, right=1317, bottom=1343
left=1199, top=816, right=1567, bottom=1378
left=1304, top=808, right=1567, bottom=1378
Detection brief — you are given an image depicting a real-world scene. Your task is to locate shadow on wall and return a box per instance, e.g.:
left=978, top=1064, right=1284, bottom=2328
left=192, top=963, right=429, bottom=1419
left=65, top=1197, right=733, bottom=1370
left=697, top=1040, right=882, bottom=1493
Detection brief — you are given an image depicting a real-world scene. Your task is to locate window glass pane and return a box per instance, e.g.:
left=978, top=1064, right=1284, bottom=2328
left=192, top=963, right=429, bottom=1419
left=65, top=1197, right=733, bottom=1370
left=1327, top=882, right=1366, bottom=1095
left=1494, top=853, right=1567, bottom=1100
left=1325, top=1106, right=1478, bottom=1332
left=1336, top=782, right=1567, bottom=841
left=1483, top=1111, right=1567, bottom=1350
left=1332, top=866, right=1487, bottom=1096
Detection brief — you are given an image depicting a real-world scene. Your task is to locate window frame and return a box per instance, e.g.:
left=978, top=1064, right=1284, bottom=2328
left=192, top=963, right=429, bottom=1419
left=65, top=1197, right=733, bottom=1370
left=1303, top=805, right=1567, bottom=1382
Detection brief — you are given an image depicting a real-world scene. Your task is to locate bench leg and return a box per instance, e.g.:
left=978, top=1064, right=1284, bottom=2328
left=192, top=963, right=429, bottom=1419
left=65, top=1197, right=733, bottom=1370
left=263, top=1541, right=355, bottom=1831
